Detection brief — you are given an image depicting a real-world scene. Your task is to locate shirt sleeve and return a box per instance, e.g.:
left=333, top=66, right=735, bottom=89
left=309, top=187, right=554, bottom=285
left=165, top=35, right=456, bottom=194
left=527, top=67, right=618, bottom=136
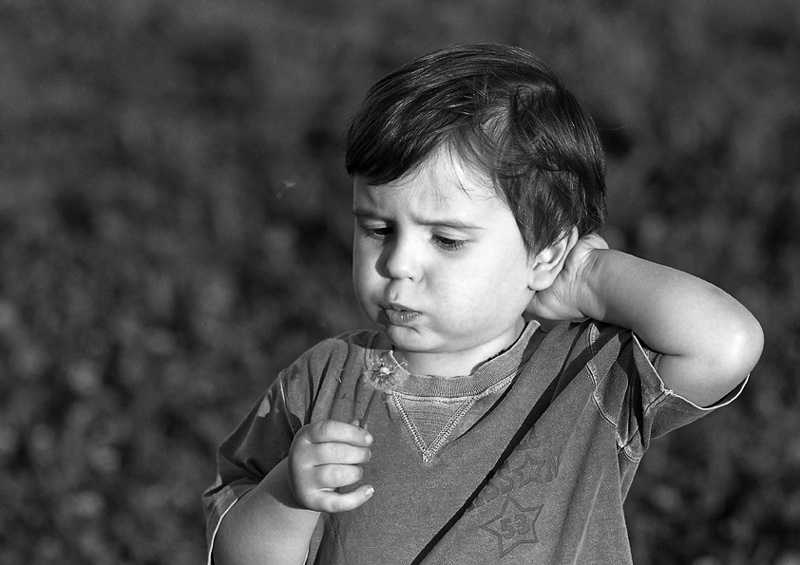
left=201, top=372, right=302, bottom=564
left=587, top=322, right=748, bottom=463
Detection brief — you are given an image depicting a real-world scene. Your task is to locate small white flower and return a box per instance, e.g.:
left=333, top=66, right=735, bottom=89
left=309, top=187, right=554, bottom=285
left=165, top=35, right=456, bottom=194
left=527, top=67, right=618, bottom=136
left=363, top=351, right=408, bottom=394
left=360, top=351, right=408, bottom=428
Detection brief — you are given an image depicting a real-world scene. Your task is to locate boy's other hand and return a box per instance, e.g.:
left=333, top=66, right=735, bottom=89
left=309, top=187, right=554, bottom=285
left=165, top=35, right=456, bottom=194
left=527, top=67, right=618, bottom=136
left=527, top=232, right=608, bottom=323
left=288, top=419, right=375, bottom=513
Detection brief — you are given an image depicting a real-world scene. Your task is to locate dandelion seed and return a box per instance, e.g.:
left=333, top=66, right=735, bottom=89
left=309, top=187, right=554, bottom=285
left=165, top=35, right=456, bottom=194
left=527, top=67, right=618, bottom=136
left=365, top=352, right=407, bottom=392
left=360, top=351, right=407, bottom=428
left=276, top=180, right=296, bottom=199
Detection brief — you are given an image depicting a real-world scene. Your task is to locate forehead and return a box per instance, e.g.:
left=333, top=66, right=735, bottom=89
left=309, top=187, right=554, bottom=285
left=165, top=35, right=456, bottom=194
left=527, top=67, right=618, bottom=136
left=353, top=148, right=500, bottom=210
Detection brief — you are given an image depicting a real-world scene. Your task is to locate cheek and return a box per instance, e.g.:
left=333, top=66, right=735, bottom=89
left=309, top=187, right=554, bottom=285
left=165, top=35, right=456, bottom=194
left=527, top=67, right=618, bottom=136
left=352, top=238, right=369, bottom=272
left=465, top=256, right=532, bottom=306
left=351, top=265, right=374, bottom=317
left=352, top=255, right=368, bottom=288
left=352, top=247, right=379, bottom=297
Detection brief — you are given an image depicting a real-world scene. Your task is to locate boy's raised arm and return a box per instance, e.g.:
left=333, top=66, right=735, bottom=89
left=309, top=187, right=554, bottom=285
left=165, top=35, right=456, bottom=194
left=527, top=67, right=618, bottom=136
left=584, top=249, right=763, bottom=407
left=529, top=233, right=764, bottom=408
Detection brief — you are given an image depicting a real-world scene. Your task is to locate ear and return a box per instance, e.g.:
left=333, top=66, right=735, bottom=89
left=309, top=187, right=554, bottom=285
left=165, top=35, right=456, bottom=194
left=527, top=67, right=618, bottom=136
left=527, top=226, right=579, bottom=291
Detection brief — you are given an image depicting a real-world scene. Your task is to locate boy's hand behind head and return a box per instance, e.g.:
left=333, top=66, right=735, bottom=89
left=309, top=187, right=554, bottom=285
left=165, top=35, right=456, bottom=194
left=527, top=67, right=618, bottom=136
left=526, top=231, right=609, bottom=324
left=288, top=419, right=375, bottom=513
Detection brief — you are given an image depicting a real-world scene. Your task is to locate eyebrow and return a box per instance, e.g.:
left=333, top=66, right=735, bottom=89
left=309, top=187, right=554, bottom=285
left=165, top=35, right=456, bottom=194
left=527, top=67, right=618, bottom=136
left=352, top=207, right=485, bottom=230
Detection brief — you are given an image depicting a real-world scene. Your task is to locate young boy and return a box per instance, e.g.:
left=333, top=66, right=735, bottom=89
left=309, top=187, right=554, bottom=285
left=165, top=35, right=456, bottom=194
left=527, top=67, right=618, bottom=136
left=203, top=44, right=763, bottom=564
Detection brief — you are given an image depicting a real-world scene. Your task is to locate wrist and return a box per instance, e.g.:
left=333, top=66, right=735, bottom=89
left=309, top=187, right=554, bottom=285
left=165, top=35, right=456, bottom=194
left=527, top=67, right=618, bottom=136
left=270, top=458, right=322, bottom=514
left=576, top=247, right=608, bottom=321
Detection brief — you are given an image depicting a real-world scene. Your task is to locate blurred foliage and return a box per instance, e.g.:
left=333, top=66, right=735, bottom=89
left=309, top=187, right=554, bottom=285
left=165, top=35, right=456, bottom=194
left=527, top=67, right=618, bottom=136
left=0, top=0, right=798, bottom=563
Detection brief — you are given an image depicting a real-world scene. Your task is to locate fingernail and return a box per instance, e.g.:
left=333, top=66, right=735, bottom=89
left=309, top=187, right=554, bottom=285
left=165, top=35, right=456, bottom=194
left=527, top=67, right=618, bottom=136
left=365, top=486, right=374, bottom=498
left=365, top=433, right=373, bottom=445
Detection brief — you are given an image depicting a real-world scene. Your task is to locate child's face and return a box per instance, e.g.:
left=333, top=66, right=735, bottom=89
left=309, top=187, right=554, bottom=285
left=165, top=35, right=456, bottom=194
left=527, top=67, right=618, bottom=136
left=352, top=150, right=537, bottom=377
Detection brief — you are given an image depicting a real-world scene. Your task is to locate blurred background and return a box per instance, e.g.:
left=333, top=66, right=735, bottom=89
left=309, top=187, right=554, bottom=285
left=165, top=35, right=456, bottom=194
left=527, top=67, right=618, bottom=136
left=0, top=0, right=798, bottom=563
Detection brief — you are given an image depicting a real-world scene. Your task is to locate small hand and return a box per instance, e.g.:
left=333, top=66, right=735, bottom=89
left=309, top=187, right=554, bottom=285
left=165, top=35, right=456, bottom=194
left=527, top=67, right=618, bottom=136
left=288, top=419, right=374, bottom=513
left=527, top=231, right=609, bottom=323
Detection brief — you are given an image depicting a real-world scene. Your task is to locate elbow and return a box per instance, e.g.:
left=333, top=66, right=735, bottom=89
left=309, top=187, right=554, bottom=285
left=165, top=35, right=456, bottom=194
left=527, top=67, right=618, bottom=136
left=730, top=310, right=764, bottom=376
left=712, top=310, right=764, bottom=393
left=661, top=302, right=764, bottom=408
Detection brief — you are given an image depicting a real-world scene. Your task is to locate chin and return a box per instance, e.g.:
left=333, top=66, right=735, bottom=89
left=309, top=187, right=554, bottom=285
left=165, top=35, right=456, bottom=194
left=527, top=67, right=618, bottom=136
left=381, top=327, right=431, bottom=350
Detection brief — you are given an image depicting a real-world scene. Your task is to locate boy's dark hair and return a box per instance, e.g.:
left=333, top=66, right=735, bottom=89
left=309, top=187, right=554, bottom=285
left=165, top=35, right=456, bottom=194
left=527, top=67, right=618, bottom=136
left=345, top=43, right=607, bottom=253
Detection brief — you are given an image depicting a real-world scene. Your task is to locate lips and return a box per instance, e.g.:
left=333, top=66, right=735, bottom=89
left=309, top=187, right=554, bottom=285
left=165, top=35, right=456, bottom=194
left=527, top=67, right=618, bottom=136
left=379, top=302, right=421, bottom=326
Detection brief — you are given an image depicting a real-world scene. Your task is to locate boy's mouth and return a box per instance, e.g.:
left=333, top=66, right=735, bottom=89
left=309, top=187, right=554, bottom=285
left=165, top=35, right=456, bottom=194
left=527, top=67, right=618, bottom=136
left=380, top=303, right=421, bottom=326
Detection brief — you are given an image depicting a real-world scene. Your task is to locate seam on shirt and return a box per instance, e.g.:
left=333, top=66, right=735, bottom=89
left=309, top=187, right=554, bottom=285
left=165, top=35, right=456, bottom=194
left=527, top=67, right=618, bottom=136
left=278, top=376, right=301, bottom=435
left=391, top=372, right=514, bottom=462
left=392, top=393, right=478, bottom=463
left=621, top=334, right=671, bottom=459
left=658, top=372, right=750, bottom=412
left=585, top=323, right=619, bottom=431
left=397, top=373, right=515, bottom=405
left=206, top=484, right=255, bottom=565
left=396, top=369, right=518, bottom=399
left=586, top=325, right=676, bottom=460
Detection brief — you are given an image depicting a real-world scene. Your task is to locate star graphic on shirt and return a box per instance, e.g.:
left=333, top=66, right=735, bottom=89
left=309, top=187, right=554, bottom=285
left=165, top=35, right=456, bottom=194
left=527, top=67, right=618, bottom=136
left=479, top=494, right=543, bottom=557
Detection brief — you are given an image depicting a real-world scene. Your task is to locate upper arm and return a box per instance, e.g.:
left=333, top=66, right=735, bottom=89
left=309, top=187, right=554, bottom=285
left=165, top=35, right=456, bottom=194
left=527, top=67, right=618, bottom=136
left=586, top=250, right=764, bottom=408
left=654, top=298, right=764, bottom=407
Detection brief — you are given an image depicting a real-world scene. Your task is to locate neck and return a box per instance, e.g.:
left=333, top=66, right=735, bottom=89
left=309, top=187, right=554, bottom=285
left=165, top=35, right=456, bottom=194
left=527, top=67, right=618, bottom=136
left=395, top=319, right=525, bottom=377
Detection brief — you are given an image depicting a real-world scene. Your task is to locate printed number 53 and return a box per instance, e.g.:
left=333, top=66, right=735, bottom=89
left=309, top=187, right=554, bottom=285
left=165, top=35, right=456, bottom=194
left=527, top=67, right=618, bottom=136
left=500, top=514, right=530, bottom=539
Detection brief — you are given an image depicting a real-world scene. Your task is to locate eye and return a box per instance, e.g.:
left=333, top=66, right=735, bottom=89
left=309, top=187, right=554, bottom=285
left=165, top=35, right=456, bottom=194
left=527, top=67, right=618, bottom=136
left=433, top=234, right=467, bottom=251
left=360, top=223, right=393, bottom=240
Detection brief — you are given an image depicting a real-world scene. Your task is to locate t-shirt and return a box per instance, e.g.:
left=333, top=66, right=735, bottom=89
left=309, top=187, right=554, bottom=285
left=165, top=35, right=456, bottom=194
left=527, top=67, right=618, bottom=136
left=203, top=320, right=746, bottom=564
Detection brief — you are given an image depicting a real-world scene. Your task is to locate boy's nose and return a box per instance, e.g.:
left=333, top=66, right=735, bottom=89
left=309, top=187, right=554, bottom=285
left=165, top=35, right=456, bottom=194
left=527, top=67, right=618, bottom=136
left=383, top=238, right=420, bottom=280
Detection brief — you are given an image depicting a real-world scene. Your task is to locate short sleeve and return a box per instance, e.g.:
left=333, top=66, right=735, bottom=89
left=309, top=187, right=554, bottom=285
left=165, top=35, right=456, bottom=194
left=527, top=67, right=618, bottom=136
left=201, top=373, right=301, bottom=564
left=587, top=322, right=748, bottom=463
left=200, top=331, right=373, bottom=564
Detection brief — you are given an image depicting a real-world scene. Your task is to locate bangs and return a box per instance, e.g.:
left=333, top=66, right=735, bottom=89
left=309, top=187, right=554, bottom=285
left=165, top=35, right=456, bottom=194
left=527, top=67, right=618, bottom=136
left=345, top=44, right=607, bottom=253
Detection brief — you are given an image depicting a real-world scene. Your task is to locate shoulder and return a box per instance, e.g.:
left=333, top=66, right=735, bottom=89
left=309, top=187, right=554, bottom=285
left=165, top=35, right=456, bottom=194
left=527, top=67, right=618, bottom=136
left=541, top=319, right=641, bottom=356
left=277, top=329, right=383, bottom=422
left=294, top=329, right=380, bottom=365
left=280, top=329, right=382, bottom=387
left=538, top=320, right=656, bottom=384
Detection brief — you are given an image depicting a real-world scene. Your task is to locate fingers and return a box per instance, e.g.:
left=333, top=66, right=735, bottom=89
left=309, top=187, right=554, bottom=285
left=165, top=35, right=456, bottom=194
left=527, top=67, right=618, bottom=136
left=289, top=419, right=375, bottom=513
left=314, top=441, right=372, bottom=465
left=308, top=484, right=375, bottom=514
left=554, top=227, right=580, bottom=272
left=313, top=463, right=366, bottom=488
left=293, top=420, right=373, bottom=466
left=579, top=232, right=609, bottom=250
left=300, top=419, right=373, bottom=447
